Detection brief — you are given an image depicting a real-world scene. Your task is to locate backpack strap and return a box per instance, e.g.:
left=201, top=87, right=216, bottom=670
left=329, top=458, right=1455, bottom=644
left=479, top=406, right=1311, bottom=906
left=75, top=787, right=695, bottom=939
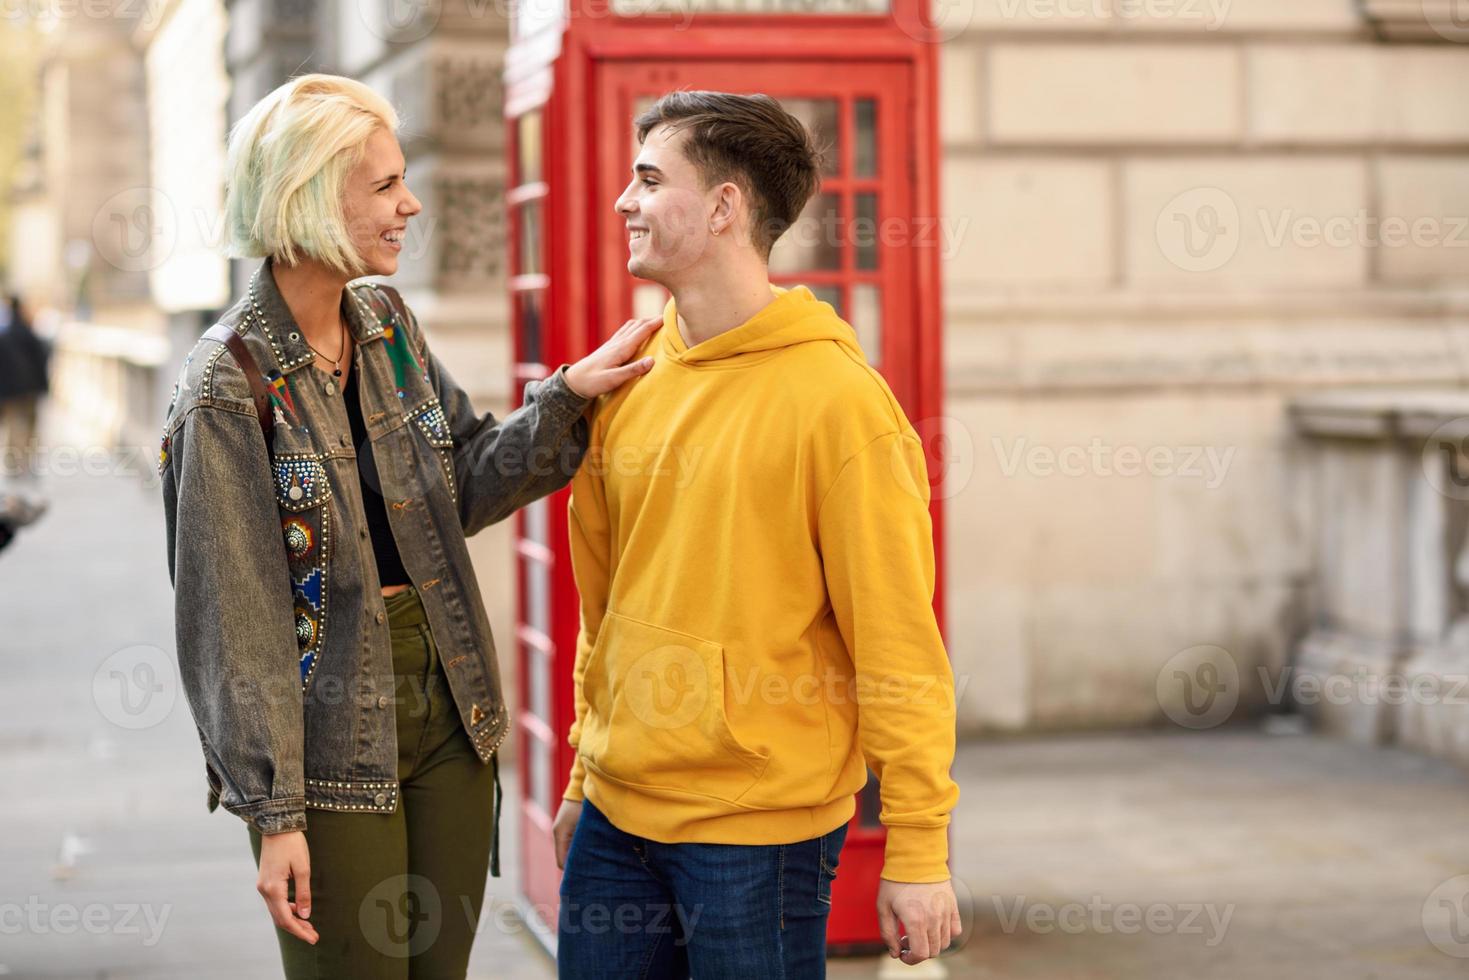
left=202, top=323, right=275, bottom=456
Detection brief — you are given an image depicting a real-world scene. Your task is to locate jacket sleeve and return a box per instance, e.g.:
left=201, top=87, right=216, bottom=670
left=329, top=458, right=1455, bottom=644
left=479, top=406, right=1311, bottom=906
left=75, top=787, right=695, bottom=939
left=562, top=415, right=612, bottom=802
left=816, top=430, right=960, bottom=883
left=389, top=288, right=593, bottom=537
left=161, top=397, right=307, bottom=836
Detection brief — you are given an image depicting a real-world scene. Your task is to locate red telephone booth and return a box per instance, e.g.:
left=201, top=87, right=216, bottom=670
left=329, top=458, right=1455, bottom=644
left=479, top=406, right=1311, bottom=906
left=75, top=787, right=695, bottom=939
left=503, top=0, right=947, bottom=954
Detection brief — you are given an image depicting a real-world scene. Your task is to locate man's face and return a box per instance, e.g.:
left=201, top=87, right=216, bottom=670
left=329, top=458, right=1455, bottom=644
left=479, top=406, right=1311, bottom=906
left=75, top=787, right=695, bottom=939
left=614, top=125, right=724, bottom=287
left=341, top=127, right=422, bottom=278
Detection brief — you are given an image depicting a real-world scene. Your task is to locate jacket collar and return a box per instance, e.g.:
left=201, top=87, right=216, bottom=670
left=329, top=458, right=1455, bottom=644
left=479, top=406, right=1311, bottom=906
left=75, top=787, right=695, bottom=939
left=245, top=257, right=387, bottom=376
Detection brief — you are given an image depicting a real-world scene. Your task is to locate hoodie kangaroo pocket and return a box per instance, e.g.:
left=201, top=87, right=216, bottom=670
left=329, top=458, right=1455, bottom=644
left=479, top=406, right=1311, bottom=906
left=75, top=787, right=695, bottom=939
left=581, top=611, right=770, bottom=802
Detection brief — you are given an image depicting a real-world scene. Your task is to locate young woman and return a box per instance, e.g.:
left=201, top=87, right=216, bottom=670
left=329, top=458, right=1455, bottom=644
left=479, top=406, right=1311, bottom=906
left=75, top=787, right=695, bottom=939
left=158, top=74, right=657, bottom=978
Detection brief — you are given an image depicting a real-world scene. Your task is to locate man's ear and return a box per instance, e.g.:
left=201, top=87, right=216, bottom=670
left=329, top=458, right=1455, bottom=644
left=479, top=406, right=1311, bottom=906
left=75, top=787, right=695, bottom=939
left=710, top=181, right=743, bottom=237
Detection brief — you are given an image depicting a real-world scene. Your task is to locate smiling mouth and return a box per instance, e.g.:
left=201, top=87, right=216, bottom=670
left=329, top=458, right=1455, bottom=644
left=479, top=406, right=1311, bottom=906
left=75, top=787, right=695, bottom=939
left=628, top=229, right=649, bottom=242
left=382, top=229, right=405, bottom=248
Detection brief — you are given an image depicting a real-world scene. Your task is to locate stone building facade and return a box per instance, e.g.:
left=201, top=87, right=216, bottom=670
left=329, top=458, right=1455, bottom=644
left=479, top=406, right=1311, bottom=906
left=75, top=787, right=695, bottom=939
left=939, top=0, right=1469, bottom=733
left=10, top=0, right=1469, bottom=735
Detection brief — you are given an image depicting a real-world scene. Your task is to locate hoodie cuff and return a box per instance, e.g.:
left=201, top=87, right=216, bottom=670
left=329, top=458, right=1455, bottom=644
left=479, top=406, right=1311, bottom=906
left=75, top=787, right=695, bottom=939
left=563, top=755, right=588, bottom=803
left=880, top=824, right=951, bottom=884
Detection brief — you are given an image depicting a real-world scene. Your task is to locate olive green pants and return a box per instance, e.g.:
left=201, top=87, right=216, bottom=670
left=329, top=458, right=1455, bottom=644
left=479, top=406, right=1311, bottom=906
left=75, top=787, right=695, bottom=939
left=249, top=585, right=500, bottom=979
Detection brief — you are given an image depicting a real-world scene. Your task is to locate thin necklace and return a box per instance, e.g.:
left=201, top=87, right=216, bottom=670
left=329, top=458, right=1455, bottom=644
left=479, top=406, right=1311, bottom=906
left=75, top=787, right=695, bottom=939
left=305, top=315, right=348, bottom=377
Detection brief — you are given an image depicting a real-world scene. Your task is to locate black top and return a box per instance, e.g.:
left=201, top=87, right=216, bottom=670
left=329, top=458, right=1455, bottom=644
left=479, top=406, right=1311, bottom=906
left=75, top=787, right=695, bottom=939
left=343, top=366, right=411, bottom=588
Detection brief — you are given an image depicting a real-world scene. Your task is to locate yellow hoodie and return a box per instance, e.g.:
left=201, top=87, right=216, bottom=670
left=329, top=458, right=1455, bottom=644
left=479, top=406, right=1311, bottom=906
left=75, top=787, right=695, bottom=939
left=563, top=285, right=959, bottom=883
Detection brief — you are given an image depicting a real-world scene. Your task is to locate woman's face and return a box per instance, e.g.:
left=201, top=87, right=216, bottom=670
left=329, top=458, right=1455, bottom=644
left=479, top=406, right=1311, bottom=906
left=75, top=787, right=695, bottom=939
left=341, top=127, right=422, bottom=278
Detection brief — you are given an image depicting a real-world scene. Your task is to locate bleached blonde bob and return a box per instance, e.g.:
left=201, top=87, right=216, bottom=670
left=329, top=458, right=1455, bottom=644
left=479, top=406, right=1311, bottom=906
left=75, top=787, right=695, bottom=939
left=224, top=74, right=399, bottom=277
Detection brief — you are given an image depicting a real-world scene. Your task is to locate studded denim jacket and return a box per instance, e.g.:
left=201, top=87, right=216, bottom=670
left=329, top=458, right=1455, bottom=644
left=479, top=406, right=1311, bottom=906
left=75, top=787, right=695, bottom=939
left=158, top=257, right=591, bottom=835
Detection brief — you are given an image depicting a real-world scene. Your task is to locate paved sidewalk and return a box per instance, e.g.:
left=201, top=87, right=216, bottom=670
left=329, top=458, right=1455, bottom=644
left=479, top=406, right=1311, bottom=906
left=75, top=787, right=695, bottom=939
left=4, top=456, right=1469, bottom=979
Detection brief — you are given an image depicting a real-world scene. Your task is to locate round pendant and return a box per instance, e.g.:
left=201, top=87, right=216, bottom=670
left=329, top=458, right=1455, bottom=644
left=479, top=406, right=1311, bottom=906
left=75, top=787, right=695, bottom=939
left=333, top=368, right=342, bottom=377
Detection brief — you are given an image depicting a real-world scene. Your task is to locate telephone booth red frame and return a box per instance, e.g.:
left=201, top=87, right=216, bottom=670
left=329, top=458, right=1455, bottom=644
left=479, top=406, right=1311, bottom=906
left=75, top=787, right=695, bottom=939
left=503, top=0, right=946, bottom=954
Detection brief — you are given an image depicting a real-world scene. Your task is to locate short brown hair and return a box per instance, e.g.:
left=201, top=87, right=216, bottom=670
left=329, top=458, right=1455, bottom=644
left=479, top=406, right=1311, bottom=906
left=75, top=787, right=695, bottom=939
left=635, top=91, right=824, bottom=258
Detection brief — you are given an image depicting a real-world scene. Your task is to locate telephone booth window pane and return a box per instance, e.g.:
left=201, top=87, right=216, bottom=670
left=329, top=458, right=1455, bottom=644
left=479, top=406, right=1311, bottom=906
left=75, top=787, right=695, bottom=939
left=852, top=284, right=882, bottom=367
left=632, top=97, right=655, bottom=159
left=523, top=553, right=550, bottom=637
left=810, top=285, right=843, bottom=318
left=855, top=192, right=879, bottom=271
left=854, top=99, right=877, bottom=178
left=613, top=0, right=891, bottom=13
left=633, top=284, right=669, bottom=320
left=519, top=199, right=543, bottom=276
left=516, top=290, right=544, bottom=365
left=523, top=496, right=549, bottom=547
left=768, top=192, right=841, bottom=275
left=783, top=99, right=840, bottom=177
left=517, top=111, right=543, bottom=185
left=531, top=736, right=551, bottom=811
left=529, top=644, right=550, bottom=722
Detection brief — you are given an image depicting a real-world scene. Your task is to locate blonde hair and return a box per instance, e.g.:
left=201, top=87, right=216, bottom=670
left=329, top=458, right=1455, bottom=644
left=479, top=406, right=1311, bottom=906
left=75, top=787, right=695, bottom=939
left=224, top=74, right=399, bottom=277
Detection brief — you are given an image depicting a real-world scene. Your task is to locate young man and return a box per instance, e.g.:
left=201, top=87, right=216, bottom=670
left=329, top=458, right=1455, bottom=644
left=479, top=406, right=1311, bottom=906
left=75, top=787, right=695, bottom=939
left=553, top=91, right=961, bottom=978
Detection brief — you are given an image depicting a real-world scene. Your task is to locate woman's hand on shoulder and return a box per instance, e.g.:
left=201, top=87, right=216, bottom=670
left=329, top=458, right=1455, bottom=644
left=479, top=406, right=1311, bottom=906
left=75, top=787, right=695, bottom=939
left=562, top=316, right=662, bottom=400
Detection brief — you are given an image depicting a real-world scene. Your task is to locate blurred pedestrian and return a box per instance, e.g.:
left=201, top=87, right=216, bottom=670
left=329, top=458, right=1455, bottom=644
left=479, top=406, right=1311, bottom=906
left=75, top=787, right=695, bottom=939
left=0, top=293, right=50, bottom=479
left=0, top=492, right=47, bottom=554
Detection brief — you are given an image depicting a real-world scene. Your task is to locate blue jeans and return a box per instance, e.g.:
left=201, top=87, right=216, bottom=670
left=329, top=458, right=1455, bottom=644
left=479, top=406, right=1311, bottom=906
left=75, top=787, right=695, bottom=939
left=557, top=799, right=848, bottom=979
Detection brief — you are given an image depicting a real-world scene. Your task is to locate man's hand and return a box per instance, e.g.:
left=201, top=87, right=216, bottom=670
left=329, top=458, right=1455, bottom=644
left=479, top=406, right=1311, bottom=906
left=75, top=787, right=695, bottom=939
left=877, top=878, right=961, bottom=965
left=553, top=798, right=583, bottom=870
left=563, top=316, right=662, bottom=400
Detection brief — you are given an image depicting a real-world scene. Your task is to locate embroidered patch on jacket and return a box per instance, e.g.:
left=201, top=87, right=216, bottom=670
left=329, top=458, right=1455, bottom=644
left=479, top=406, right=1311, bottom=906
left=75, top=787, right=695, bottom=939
left=266, top=371, right=299, bottom=426
left=287, top=515, right=329, bottom=688
left=405, top=398, right=457, bottom=502
left=361, top=287, right=428, bottom=398
left=272, top=455, right=331, bottom=688
left=282, top=516, right=315, bottom=560
left=410, top=400, right=453, bottom=447
left=273, top=456, right=332, bottom=511
left=295, top=604, right=319, bottom=650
